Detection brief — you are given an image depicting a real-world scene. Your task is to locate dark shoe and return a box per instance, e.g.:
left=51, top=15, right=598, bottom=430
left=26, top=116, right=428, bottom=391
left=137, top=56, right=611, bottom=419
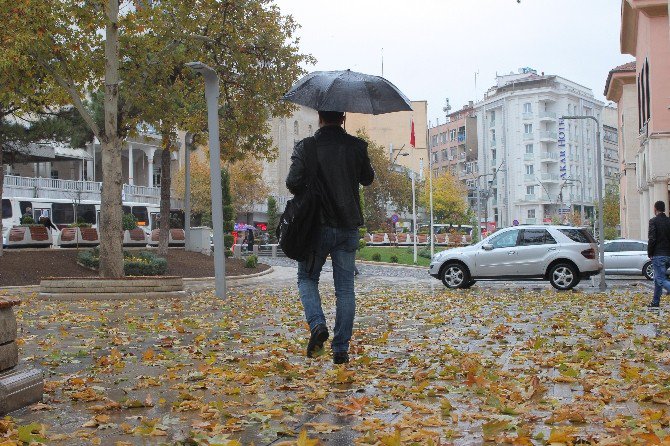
left=648, top=304, right=660, bottom=311
left=307, top=325, right=329, bottom=358
left=333, top=352, right=349, bottom=364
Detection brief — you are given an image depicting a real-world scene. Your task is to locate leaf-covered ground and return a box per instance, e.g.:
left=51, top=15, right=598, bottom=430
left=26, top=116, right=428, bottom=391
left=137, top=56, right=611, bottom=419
left=3, top=282, right=670, bottom=445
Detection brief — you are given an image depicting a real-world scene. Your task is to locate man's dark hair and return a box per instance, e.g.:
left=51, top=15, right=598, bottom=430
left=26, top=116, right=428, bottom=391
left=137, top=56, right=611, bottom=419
left=318, top=110, right=345, bottom=124
left=655, top=200, right=666, bottom=213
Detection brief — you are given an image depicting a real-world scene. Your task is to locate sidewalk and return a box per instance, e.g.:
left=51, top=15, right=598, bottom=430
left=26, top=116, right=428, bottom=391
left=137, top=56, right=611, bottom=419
left=2, top=270, right=667, bottom=445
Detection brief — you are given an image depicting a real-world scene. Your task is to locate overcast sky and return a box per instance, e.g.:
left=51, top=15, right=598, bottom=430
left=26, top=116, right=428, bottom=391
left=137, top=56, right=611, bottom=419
left=272, top=0, right=632, bottom=125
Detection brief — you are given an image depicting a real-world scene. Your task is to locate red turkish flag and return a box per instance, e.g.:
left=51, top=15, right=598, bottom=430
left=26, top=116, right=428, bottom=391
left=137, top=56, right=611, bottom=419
left=410, top=119, right=416, bottom=148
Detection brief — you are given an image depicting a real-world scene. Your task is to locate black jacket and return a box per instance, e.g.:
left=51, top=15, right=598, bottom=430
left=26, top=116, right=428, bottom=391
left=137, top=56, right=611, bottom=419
left=648, top=212, right=670, bottom=257
left=286, top=125, right=374, bottom=229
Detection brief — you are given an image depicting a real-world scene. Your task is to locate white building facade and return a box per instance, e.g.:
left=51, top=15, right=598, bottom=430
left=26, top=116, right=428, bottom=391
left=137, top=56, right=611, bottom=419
left=475, top=69, right=604, bottom=229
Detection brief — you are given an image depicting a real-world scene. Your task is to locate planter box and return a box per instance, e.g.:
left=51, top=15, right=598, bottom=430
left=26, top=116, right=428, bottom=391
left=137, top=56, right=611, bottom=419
left=123, top=228, right=147, bottom=247
left=57, top=227, right=100, bottom=248
left=40, top=276, right=185, bottom=300
left=148, top=228, right=186, bottom=247
left=4, top=226, right=52, bottom=248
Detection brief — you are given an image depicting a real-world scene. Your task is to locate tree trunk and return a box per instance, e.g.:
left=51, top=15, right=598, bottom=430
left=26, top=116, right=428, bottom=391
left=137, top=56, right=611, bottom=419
left=99, top=0, right=124, bottom=277
left=0, top=146, right=4, bottom=257
left=158, top=139, right=171, bottom=257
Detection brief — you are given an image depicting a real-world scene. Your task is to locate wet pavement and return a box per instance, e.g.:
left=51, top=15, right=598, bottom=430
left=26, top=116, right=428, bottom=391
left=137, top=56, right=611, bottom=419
left=1, top=265, right=668, bottom=445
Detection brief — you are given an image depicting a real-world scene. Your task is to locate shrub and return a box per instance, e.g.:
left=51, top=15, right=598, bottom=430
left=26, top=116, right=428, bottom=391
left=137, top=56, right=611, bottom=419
left=358, top=227, right=368, bottom=239
left=417, top=247, right=432, bottom=259
left=69, top=222, right=92, bottom=228
left=224, top=234, right=234, bottom=249
left=224, top=249, right=233, bottom=258
left=20, top=216, right=35, bottom=225
left=123, top=213, right=138, bottom=231
left=389, top=255, right=399, bottom=263
left=358, top=238, right=367, bottom=250
left=245, top=255, right=258, bottom=268
left=78, top=249, right=167, bottom=276
left=371, top=253, right=381, bottom=262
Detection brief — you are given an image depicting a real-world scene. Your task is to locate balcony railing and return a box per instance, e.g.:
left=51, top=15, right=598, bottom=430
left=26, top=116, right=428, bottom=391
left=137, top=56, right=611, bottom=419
left=540, top=173, right=560, bottom=182
left=524, top=174, right=535, bottom=182
left=490, top=139, right=497, bottom=147
left=539, top=111, right=557, bottom=120
left=526, top=218, right=537, bottom=224
left=491, top=158, right=498, bottom=167
left=523, top=153, right=534, bottom=161
left=525, top=194, right=537, bottom=202
left=522, top=112, right=533, bottom=120
left=523, top=133, right=534, bottom=141
left=540, top=152, right=558, bottom=162
left=540, top=131, right=558, bottom=141
left=489, top=120, right=496, bottom=128
left=2, top=174, right=182, bottom=207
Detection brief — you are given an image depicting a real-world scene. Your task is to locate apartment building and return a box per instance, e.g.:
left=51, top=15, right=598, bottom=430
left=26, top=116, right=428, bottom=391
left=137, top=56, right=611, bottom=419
left=475, top=68, right=604, bottom=229
left=602, top=106, right=621, bottom=186
left=428, top=103, right=478, bottom=209
left=607, top=0, right=670, bottom=239
left=605, top=62, right=640, bottom=239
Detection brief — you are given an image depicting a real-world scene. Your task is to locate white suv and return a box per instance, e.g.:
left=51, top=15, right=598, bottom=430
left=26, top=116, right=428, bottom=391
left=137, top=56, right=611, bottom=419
left=429, top=225, right=601, bottom=291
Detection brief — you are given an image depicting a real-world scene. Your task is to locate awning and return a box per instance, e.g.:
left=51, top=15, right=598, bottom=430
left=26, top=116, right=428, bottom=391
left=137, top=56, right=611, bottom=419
left=2, top=142, right=55, bottom=163
left=53, top=144, right=93, bottom=161
left=2, top=141, right=92, bottom=162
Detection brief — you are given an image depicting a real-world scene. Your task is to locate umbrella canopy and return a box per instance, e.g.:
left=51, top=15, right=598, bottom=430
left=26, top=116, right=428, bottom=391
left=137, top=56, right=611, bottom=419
left=282, top=70, right=412, bottom=115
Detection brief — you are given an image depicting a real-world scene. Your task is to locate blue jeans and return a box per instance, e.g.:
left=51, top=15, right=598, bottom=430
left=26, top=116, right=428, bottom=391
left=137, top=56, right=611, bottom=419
left=298, top=226, right=359, bottom=353
left=652, top=256, right=670, bottom=306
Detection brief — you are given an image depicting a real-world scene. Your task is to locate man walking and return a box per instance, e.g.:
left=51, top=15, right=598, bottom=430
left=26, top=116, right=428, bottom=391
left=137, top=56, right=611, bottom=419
left=286, top=110, right=374, bottom=364
left=648, top=200, right=670, bottom=309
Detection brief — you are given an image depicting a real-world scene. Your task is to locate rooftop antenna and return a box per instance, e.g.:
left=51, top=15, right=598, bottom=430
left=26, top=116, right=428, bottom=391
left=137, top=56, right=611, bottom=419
left=443, top=98, right=451, bottom=122
left=381, top=48, right=384, bottom=77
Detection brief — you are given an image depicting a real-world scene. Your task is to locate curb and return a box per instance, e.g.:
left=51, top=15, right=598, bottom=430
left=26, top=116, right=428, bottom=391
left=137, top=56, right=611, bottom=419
left=356, top=260, right=426, bottom=269
left=0, top=266, right=274, bottom=292
left=183, top=266, right=275, bottom=282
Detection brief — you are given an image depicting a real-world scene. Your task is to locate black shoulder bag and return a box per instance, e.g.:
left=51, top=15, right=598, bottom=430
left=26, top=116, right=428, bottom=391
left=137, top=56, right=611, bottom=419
left=276, top=137, right=322, bottom=265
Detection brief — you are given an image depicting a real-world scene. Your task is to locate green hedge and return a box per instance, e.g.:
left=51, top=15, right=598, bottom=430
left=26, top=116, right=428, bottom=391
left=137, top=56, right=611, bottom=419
left=245, top=255, right=258, bottom=268
left=78, top=249, right=167, bottom=276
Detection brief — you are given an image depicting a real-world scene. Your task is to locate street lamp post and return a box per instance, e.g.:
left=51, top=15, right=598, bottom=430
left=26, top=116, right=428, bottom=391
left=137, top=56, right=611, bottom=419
left=562, top=115, right=606, bottom=292
left=184, top=132, right=193, bottom=251
left=186, top=62, right=226, bottom=298
left=475, top=173, right=494, bottom=240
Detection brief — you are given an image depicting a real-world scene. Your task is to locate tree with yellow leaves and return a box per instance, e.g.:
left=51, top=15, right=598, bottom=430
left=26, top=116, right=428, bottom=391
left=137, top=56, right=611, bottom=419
left=422, top=171, right=469, bottom=224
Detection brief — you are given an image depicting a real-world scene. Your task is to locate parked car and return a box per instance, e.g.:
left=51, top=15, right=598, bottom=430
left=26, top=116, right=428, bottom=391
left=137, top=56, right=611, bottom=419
left=603, top=239, right=667, bottom=280
left=429, top=225, right=601, bottom=291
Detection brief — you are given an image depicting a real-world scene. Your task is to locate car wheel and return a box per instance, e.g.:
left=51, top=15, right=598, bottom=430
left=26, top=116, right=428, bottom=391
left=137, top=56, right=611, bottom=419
left=441, top=263, right=471, bottom=289
left=644, top=261, right=654, bottom=281
left=549, top=263, right=579, bottom=291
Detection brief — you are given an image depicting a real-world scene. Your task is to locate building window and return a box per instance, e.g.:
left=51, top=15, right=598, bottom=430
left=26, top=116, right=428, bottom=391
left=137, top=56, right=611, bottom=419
left=432, top=152, right=438, bottom=163
left=638, top=58, right=651, bottom=131
left=490, top=110, right=496, bottom=124
left=523, top=103, right=532, bottom=113
left=524, top=124, right=533, bottom=134
left=526, top=186, right=535, bottom=195
left=525, top=144, right=533, bottom=154
left=491, top=129, right=496, bottom=142
left=525, top=164, right=534, bottom=175
left=528, top=209, right=536, bottom=219
left=51, top=170, right=59, bottom=179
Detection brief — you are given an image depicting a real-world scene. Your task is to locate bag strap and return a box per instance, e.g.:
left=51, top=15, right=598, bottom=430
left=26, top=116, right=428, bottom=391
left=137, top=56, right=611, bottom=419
left=303, top=136, right=318, bottom=183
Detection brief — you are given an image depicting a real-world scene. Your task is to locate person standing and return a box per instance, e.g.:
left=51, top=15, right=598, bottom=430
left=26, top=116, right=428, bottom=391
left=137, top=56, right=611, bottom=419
left=286, top=110, right=374, bottom=364
left=246, top=228, right=254, bottom=253
left=648, top=200, right=670, bottom=309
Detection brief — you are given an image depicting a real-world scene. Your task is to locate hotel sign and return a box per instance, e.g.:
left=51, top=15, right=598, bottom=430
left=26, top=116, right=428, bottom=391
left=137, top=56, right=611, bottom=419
left=558, top=119, right=567, bottom=180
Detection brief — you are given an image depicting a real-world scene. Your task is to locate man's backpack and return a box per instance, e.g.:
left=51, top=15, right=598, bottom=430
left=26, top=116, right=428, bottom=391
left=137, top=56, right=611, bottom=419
left=276, top=137, right=322, bottom=262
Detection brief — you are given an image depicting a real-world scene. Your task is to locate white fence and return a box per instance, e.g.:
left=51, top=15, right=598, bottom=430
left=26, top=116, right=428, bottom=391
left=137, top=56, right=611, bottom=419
left=3, top=175, right=182, bottom=207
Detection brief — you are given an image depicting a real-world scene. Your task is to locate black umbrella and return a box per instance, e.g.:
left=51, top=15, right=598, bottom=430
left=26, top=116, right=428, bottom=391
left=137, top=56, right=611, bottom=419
left=282, top=69, right=412, bottom=115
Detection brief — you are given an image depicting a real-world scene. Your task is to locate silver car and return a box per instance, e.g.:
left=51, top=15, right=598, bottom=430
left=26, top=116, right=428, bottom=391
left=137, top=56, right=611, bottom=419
left=603, top=239, right=668, bottom=280
left=429, top=225, right=602, bottom=291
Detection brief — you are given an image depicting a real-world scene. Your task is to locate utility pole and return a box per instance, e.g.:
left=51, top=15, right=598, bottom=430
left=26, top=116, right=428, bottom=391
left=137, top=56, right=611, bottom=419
left=562, top=115, right=606, bottom=292
left=411, top=170, right=417, bottom=264
left=184, top=132, right=192, bottom=251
